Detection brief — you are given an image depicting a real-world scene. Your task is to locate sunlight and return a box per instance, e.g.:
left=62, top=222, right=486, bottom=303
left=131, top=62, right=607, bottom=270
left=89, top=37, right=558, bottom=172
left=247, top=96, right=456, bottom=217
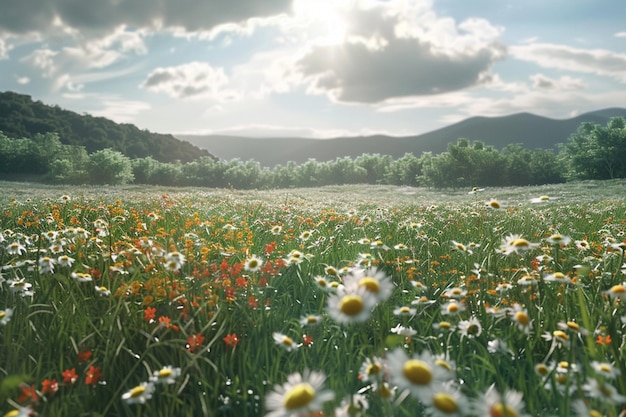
left=292, top=0, right=349, bottom=45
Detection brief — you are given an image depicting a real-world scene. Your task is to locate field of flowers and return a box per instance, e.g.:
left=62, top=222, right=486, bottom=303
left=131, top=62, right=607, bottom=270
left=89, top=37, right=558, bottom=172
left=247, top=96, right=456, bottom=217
left=0, top=180, right=625, bottom=417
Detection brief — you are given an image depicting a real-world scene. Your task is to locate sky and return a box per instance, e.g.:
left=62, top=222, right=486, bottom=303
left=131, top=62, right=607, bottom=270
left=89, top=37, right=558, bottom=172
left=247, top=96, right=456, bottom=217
left=0, top=0, right=625, bottom=138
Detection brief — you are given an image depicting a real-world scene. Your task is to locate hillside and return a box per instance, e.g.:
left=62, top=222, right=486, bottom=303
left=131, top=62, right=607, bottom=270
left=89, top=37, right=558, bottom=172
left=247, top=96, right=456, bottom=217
left=0, top=91, right=213, bottom=163
left=177, top=109, right=626, bottom=166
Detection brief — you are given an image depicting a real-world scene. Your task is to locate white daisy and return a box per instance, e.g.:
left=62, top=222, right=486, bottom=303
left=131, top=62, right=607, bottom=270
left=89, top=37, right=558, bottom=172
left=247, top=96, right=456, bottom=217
left=264, top=370, right=335, bottom=417
left=122, top=382, right=155, bottom=404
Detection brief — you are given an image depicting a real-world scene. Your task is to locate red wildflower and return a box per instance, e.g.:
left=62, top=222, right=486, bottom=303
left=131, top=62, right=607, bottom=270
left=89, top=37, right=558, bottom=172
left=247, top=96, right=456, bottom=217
left=302, top=334, right=314, bottom=347
left=235, top=276, right=248, bottom=288
left=223, top=333, right=240, bottom=348
left=247, top=295, right=259, bottom=309
left=596, top=334, right=612, bottom=345
left=41, top=379, right=59, bottom=396
left=77, top=350, right=92, bottom=363
left=187, top=333, right=205, bottom=353
left=63, top=368, right=78, bottom=384
left=158, top=315, right=172, bottom=328
left=85, top=365, right=103, bottom=385
left=144, top=306, right=156, bottom=323
left=264, top=242, right=276, bottom=255
left=18, top=384, right=39, bottom=404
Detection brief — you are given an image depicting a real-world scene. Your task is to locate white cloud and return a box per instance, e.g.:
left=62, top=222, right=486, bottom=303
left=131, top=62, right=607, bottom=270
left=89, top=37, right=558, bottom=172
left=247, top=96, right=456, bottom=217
left=294, top=0, right=505, bottom=103
left=21, top=48, right=58, bottom=78
left=510, top=42, right=626, bottom=82
left=614, top=32, right=626, bottom=38
left=16, top=76, right=30, bottom=84
left=141, top=61, right=233, bottom=100
left=0, top=38, right=10, bottom=59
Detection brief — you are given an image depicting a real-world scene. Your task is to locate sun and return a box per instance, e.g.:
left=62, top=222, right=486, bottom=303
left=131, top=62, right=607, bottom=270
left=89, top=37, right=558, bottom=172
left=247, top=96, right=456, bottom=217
left=292, top=0, right=349, bottom=45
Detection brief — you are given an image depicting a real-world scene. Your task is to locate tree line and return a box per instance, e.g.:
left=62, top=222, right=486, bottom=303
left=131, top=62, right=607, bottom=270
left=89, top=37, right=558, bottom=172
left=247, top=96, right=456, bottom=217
left=0, top=91, right=212, bottom=163
left=0, top=117, right=624, bottom=189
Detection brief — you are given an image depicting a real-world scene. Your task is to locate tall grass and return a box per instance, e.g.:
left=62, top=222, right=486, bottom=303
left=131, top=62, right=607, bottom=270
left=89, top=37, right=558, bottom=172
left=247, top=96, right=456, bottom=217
left=0, top=180, right=625, bottom=416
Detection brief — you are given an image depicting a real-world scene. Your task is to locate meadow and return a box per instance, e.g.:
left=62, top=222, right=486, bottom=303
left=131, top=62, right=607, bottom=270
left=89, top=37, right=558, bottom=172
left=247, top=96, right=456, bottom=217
left=0, top=180, right=625, bottom=417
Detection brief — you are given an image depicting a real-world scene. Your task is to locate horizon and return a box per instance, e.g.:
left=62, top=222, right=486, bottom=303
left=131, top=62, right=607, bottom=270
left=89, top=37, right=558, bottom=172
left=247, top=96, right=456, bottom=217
left=1, top=1, right=625, bottom=138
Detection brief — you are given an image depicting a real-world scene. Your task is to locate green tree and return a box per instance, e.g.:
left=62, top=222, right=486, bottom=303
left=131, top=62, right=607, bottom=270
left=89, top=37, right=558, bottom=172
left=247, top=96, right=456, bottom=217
left=88, top=148, right=134, bottom=185
left=561, top=117, right=626, bottom=180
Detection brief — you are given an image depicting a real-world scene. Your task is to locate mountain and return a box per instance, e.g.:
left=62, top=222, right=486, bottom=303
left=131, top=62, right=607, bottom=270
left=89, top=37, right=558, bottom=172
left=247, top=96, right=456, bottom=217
left=0, top=91, right=214, bottom=163
left=177, top=109, right=626, bottom=167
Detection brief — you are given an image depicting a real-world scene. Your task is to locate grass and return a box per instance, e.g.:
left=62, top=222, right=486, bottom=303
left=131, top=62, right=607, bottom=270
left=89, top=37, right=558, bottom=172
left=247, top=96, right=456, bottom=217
left=0, top=179, right=625, bottom=417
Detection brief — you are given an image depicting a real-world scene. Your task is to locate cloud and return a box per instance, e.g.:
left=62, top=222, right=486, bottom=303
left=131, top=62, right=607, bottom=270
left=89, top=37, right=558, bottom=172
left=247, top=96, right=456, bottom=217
left=61, top=93, right=151, bottom=123
left=141, top=61, right=232, bottom=99
left=0, top=0, right=292, bottom=37
left=510, top=42, right=626, bottom=82
left=294, top=0, right=505, bottom=103
left=615, top=32, right=626, bottom=38
left=530, top=74, right=585, bottom=90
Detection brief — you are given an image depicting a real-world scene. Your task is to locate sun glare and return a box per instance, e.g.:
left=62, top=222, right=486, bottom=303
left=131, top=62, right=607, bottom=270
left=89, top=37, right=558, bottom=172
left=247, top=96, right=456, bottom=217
left=293, top=0, right=349, bottom=45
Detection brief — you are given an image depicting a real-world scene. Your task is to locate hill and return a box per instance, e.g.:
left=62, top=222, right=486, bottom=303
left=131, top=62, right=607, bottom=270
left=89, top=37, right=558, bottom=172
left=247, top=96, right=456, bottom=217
left=177, top=109, right=626, bottom=166
left=0, top=91, right=213, bottom=163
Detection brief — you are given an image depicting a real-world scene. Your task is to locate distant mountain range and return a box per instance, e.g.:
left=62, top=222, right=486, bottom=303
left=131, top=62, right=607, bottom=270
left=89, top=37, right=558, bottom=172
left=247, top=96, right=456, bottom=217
left=177, top=108, right=626, bottom=167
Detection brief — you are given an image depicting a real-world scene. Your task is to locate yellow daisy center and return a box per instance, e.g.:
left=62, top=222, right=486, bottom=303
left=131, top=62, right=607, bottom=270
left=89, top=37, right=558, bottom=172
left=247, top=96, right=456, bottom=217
left=435, top=359, right=452, bottom=371
left=433, top=393, right=459, bottom=413
left=558, top=361, right=569, bottom=369
left=589, top=411, right=603, bottom=417
left=540, top=195, right=550, bottom=201
left=367, top=362, right=382, bottom=375
left=566, top=321, right=579, bottom=331
left=553, top=272, right=566, bottom=279
left=158, top=369, right=173, bottom=378
left=282, top=337, right=293, bottom=347
left=489, top=201, right=501, bottom=209
left=4, top=410, right=20, bottom=417
left=284, top=383, right=315, bottom=410
left=129, top=385, right=147, bottom=398
left=403, top=359, right=433, bottom=385
left=490, top=403, right=518, bottom=417
left=0, top=312, right=5, bottom=319
left=512, top=239, right=529, bottom=248
left=400, top=307, right=410, bottom=314
left=515, top=312, right=529, bottom=326
left=378, top=383, right=392, bottom=398
left=447, top=303, right=460, bottom=313
left=247, top=259, right=259, bottom=268
left=599, top=364, right=612, bottom=373
left=358, top=277, right=380, bottom=293
left=306, top=316, right=318, bottom=324
left=553, top=330, right=569, bottom=341
left=535, top=364, right=549, bottom=376
left=339, top=295, right=365, bottom=317
left=610, top=284, right=626, bottom=294
left=438, top=321, right=452, bottom=329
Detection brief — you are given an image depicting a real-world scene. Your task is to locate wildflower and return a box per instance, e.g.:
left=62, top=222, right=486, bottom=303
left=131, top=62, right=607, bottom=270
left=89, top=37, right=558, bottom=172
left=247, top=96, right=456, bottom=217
left=71, top=272, right=93, bottom=282
left=425, top=383, right=469, bottom=417
left=499, top=234, right=539, bottom=255
left=264, top=370, right=335, bottom=417
left=590, top=361, right=620, bottom=379
left=284, top=249, right=304, bottom=265
left=326, top=285, right=377, bottom=325
left=510, top=304, right=533, bottom=334
left=442, top=287, right=467, bottom=299
left=530, top=195, right=551, bottom=203
left=299, top=230, right=314, bottom=241
left=85, top=365, right=104, bottom=385
left=41, top=378, right=59, bottom=396
left=386, top=347, right=446, bottom=402
left=38, top=256, right=55, bottom=274
left=18, top=384, right=39, bottom=404
left=487, top=339, right=514, bottom=357
left=603, top=282, right=626, bottom=302
left=486, top=198, right=502, bottom=209
left=244, top=255, right=263, bottom=272
left=390, top=324, right=417, bottom=337
left=186, top=333, right=205, bottom=353
left=270, top=225, right=282, bottom=235
left=477, top=386, right=530, bottom=417
left=543, top=272, right=571, bottom=284
left=582, top=378, right=626, bottom=404
left=144, top=307, right=156, bottom=323
left=78, top=350, right=92, bottom=362
left=557, top=320, right=589, bottom=336
left=346, top=267, right=394, bottom=303
left=393, top=306, right=417, bottom=317
left=150, top=366, right=181, bottom=384
left=370, top=240, right=389, bottom=250
left=546, top=233, right=571, bottom=246
left=6, top=241, right=27, bottom=255
left=359, top=356, right=386, bottom=383
left=457, top=316, right=482, bottom=339
left=302, top=334, right=314, bottom=347
left=122, top=382, right=155, bottom=404
left=223, top=333, right=240, bottom=348
left=450, top=240, right=472, bottom=255
left=334, top=394, right=369, bottom=417
left=299, top=314, right=323, bottom=327
left=394, top=243, right=408, bottom=250
left=412, top=296, right=437, bottom=308
left=440, top=300, right=466, bottom=316
left=273, top=332, right=299, bottom=352
left=516, top=274, right=539, bottom=287
left=469, top=187, right=484, bottom=194
left=324, top=265, right=338, bottom=277
left=63, top=368, right=78, bottom=384
left=574, top=239, right=591, bottom=251
left=0, top=308, right=13, bottom=325
left=534, top=363, right=550, bottom=378
left=94, top=285, right=111, bottom=296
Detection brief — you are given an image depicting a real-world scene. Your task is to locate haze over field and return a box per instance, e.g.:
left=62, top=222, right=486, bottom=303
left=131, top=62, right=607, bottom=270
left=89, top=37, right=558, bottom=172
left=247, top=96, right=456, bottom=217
left=0, top=1, right=625, bottom=139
